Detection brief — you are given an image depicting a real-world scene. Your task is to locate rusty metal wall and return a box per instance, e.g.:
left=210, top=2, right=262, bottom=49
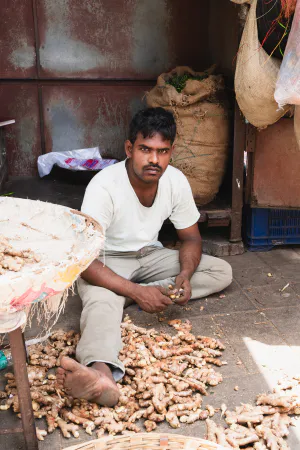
left=36, top=0, right=210, bottom=79
left=208, top=0, right=239, bottom=79
left=0, top=0, right=214, bottom=176
left=0, top=84, right=41, bottom=177
left=0, top=0, right=37, bottom=79
left=251, top=119, right=300, bottom=208
left=41, top=84, right=153, bottom=160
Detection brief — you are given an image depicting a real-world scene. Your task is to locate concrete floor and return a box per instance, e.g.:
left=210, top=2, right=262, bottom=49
left=1, top=178, right=300, bottom=449
left=1, top=248, right=300, bottom=449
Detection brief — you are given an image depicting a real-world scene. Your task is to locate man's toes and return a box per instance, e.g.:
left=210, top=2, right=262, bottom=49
left=98, top=387, right=120, bottom=407
left=56, top=367, right=66, bottom=381
left=56, top=374, right=65, bottom=383
left=56, top=375, right=65, bottom=384
left=56, top=367, right=66, bottom=375
left=60, top=356, right=82, bottom=372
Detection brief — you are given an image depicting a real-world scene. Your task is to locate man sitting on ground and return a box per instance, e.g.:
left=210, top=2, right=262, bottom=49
left=57, top=107, right=232, bottom=406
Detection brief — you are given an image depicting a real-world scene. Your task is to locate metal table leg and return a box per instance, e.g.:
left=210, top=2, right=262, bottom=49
left=8, top=327, right=38, bottom=450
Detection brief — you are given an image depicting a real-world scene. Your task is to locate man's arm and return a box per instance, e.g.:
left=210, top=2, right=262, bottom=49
left=81, top=261, right=138, bottom=298
left=174, top=223, right=202, bottom=304
left=81, top=260, right=172, bottom=313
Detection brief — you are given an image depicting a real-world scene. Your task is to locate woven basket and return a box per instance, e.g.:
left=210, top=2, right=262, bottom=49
left=64, top=433, right=226, bottom=450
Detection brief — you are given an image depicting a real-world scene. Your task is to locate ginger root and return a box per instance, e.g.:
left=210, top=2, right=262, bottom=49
left=144, top=420, right=157, bottom=432
left=0, top=236, right=40, bottom=273
left=61, top=408, right=95, bottom=435
left=27, top=367, right=47, bottom=385
left=36, top=427, right=47, bottom=441
left=46, top=413, right=57, bottom=433
left=256, top=394, right=293, bottom=409
left=180, top=409, right=209, bottom=424
left=166, top=411, right=180, bottom=429
left=220, top=391, right=298, bottom=450
left=206, top=418, right=218, bottom=443
left=57, top=418, right=79, bottom=438
left=206, top=404, right=215, bottom=417
left=3, top=318, right=299, bottom=449
left=256, top=424, right=284, bottom=450
left=152, top=383, right=169, bottom=414
left=0, top=318, right=229, bottom=441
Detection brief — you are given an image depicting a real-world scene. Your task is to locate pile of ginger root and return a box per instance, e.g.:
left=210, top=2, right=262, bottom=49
left=0, top=317, right=227, bottom=440
left=1, top=316, right=300, bottom=448
left=205, top=376, right=300, bottom=449
left=0, top=235, right=40, bottom=274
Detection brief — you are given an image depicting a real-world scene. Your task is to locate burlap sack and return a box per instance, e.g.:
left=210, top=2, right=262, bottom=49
left=235, top=0, right=289, bottom=128
left=146, top=66, right=230, bottom=206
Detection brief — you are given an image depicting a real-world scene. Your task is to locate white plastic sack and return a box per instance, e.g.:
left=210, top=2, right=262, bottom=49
left=275, top=2, right=300, bottom=108
left=38, top=147, right=117, bottom=177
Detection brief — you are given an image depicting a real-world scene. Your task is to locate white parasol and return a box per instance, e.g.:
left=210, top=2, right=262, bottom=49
left=0, top=197, right=104, bottom=333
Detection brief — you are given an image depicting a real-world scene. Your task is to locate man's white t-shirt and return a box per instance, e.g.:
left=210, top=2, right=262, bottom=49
left=81, top=161, right=200, bottom=252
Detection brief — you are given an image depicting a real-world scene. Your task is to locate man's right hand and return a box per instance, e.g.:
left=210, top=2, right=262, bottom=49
left=133, top=285, right=173, bottom=313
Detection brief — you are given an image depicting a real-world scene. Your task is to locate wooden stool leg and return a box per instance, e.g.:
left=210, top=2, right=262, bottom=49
left=9, top=327, right=38, bottom=450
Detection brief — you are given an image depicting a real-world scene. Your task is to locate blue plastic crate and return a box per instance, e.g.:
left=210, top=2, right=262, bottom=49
left=247, top=208, right=300, bottom=251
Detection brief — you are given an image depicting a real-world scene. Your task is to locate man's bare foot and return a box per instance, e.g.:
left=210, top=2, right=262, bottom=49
left=56, top=357, right=120, bottom=407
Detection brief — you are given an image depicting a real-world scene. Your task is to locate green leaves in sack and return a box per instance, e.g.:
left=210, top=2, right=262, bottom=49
left=166, top=72, right=208, bottom=93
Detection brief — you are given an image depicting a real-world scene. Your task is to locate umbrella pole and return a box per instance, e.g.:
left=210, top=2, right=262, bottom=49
left=8, top=326, right=38, bottom=450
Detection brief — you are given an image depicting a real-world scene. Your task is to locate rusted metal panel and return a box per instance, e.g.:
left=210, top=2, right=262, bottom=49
left=252, top=118, right=300, bottom=208
left=0, top=128, right=7, bottom=192
left=36, top=0, right=210, bottom=79
left=0, top=121, right=15, bottom=192
left=0, top=0, right=37, bottom=78
left=0, top=84, right=41, bottom=176
left=208, top=0, right=239, bottom=79
left=41, top=84, right=153, bottom=160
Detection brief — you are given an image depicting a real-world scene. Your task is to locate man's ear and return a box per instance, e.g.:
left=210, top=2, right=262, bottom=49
left=125, top=140, right=133, bottom=158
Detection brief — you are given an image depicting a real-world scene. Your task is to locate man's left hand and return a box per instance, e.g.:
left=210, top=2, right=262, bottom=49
left=173, top=273, right=192, bottom=305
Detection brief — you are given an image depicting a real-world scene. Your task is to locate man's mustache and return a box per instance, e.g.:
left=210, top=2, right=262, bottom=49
left=143, top=165, right=162, bottom=171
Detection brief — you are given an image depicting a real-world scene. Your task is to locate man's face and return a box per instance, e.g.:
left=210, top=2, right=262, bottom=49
left=125, top=132, right=174, bottom=184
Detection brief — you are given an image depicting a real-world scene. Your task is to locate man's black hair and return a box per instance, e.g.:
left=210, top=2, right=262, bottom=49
left=129, top=107, right=176, bottom=144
